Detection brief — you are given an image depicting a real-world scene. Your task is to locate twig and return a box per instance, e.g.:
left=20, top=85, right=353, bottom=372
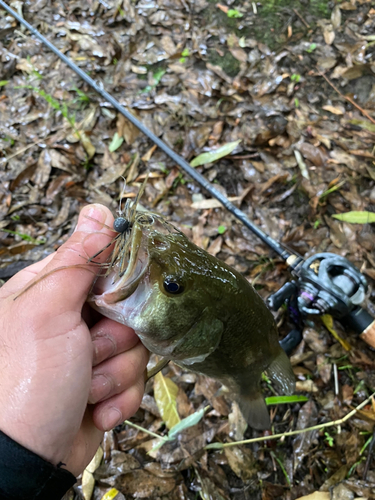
left=317, top=69, right=375, bottom=125
left=0, top=140, right=41, bottom=164
left=124, top=420, right=164, bottom=440
left=293, top=9, right=310, bottom=29
left=205, top=393, right=375, bottom=450
left=231, top=153, right=259, bottom=160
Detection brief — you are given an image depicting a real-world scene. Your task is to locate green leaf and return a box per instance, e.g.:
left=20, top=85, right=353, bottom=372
left=332, top=211, right=375, bottom=224
left=306, top=43, right=317, bottom=53
left=153, top=68, right=166, bottom=85
left=109, top=132, right=124, bottom=152
left=0, top=80, right=9, bottom=87
left=154, top=371, right=180, bottom=429
left=190, top=140, right=241, bottom=167
left=181, top=48, right=190, bottom=57
left=265, top=395, right=309, bottom=405
left=291, top=73, right=301, bottom=83
left=0, top=229, right=45, bottom=245
left=168, top=407, right=207, bottom=440
left=348, top=119, right=375, bottom=133
left=227, top=9, right=243, bottom=18
left=217, top=225, right=226, bottom=234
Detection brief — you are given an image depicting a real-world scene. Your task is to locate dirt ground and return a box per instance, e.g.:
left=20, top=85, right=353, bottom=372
left=1, top=0, right=375, bottom=499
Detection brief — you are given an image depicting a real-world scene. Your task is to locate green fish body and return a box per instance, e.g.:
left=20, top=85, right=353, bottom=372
left=90, top=212, right=295, bottom=429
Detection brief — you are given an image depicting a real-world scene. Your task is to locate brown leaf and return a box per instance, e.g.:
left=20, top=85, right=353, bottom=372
left=95, top=157, right=130, bottom=188
left=49, top=149, right=74, bottom=172
left=34, top=149, right=52, bottom=188
left=160, top=35, right=177, bottom=56
left=317, top=354, right=332, bottom=384
left=228, top=401, right=247, bottom=440
left=295, top=493, right=330, bottom=500
left=322, top=105, right=344, bottom=115
left=51, top=198, right=71, bottom=228
left=320, top=465, right=349, bottom=491
left=299, top=143, right=328, bottom=167
left=95, top=450, right=140, bottom=479
left=293, top=400, right=318, bottom=471
left=195, top=375, right=230, bottom=416
left=224, top=445, right=257, bottom=481
left=303, top=327, right=328, bottom=354
left=207, top=236, right=222, bottom=257
left=342, top=384, right=353, bottom=406
left=229, top=47, right=247, bottom=63
left=331, top=5, right=341, bottom=29
left=114, top=469, right=175, bottom=497
left=323, top=25, right=335, bottom=45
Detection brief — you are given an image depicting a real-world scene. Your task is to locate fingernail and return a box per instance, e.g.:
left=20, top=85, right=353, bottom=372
left=101, top=407, right=122, bottom=431
left=92, top=336, right=116, bottom=366
left=89, top=374, right=112, bottom=404
left=76, top=204, right=107, bottom=233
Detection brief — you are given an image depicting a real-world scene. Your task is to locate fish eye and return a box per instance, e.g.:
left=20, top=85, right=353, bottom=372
left=163, top=278, right=184, bottom=295
left=113, top=217, right=129, bottom=233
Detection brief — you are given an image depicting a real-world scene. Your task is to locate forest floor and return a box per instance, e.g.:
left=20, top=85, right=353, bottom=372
left=1, top=0, right=375, bottom=499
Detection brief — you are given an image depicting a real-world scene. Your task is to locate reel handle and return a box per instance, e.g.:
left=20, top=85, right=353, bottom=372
left=340, top=307, right=375, bottom=348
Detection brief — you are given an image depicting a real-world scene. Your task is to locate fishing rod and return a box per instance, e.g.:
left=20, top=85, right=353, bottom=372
left=1, top=1, right=374, bottom=351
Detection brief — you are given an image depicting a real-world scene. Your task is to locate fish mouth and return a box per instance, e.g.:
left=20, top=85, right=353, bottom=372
left=91, top=221, right=149, bottom=304
left=90, top=211, right=177, bottom=306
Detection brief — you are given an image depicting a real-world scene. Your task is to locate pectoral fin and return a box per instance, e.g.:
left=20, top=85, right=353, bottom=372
left=171, top=309, right=223, bottom=364
left=238, top=392, right=271, bottom=430
left=266, top=347, right=295, bottom=395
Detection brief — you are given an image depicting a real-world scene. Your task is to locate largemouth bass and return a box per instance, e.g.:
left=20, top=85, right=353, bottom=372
left=89, top=211, right=295, bottom=429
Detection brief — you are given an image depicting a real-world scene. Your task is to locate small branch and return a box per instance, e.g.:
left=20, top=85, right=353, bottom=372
left=0, top=140, right=40, bottom=165
left=293, top=9, right=310, bottom=28
left=124, top=420, right=165, bottom=440
left=205, top=393, right=375, bottom=450
left=317, top=69, right=375, bottom=125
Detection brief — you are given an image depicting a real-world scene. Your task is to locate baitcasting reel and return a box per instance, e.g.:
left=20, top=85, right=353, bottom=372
left=268, top=253, right=375, bottom=353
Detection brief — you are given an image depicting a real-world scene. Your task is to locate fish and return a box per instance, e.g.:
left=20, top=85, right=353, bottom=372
left=88, top=210, right=295, bottom=429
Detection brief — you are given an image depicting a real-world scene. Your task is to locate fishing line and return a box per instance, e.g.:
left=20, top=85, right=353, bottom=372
left=0, top=0, right=300, bottom=268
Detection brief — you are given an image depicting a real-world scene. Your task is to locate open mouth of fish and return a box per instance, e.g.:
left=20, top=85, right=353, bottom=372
left=91, top=221, right=149, bottom=304
left=90, top=211, right=176, bottom=306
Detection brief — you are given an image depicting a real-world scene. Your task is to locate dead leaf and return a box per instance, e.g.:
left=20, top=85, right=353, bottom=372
left=293, top=400, right=318, bottom=471
left=295, top=493, right=330, bottom=500
left=322, top=105, right=344, bottom=115
left=115, top=469, right=176, bottom=497
left=323, top=25, right=335, bottom=45
left=331, top=5, right=341, bottom=29
left=224, top=445, right=257, bottom=481
left=33, top=149, right=52, bottom=188
left=207, top=236, right=222, bottom=256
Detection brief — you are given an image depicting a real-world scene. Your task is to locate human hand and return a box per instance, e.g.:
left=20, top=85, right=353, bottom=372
left=0, top=204, right=148, bottom=477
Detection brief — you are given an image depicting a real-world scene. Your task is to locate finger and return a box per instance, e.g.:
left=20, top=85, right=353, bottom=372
left=92, top=379, right=145, bottom=431
left=88, top=342, right=149, bottom=404
left=13, top=204, right=115, bottom=314
left=90, top=318, right=140, bottom=367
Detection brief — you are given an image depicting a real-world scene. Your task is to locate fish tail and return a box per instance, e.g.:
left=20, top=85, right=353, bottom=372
left=238, top=391, right=271, bottom=430
left=266, top=347, right=296, bottom=395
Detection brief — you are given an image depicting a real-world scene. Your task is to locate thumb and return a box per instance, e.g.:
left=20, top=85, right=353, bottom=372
left=17, top=203, right=115, bottom=314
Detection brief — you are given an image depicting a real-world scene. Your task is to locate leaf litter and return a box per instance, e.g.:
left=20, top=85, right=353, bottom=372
left=1, top=0, right=375, bottom=499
